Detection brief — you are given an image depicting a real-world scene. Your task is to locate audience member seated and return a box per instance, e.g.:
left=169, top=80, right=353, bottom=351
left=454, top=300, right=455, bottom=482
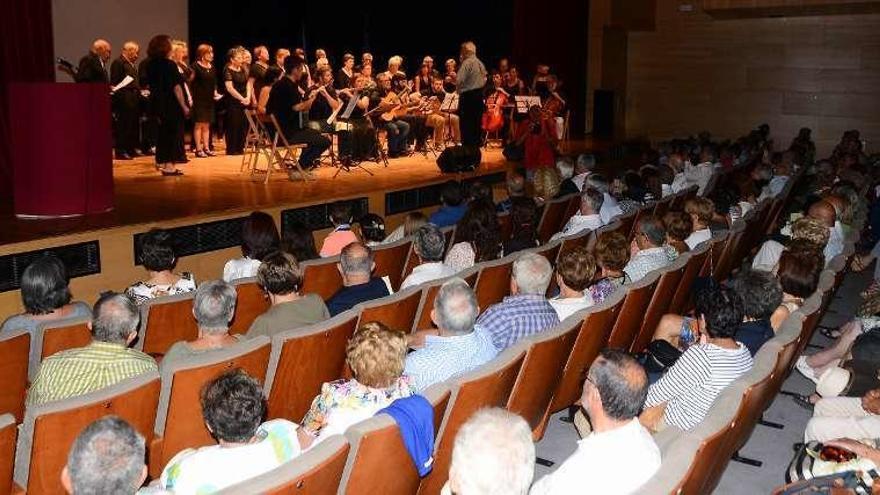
left=806, top=199, right=845, bottom=262
left=358, top=213, right=386, bottom=247
left=653, top=283, right=719, bottom=350
left=246, top=252, right=329, bottom=338
left=162, top=280, right=242, bottom=365
left=496, top=172, right=527, bottom=214
left=549, top=247, right=596, bottom=320
left=63, top=416, right=147, bottom=495
left=319, top=202, right=359, bottom=257
left=570, top=154, right=596, bottom=191
left=531, top=350, right=660, bottom=495
left=533, top=168, right=562, bottom=205
left=223, top=211, right=280, bottom=282
left=430, top=180, right=467, bottom=228
left=589, top=232, right=631, bottom=304
left=383, top=211, right=428, bottom=244
left=609, top=172, right=644, bottom=215
left=586, top=174, right=624, bottom=224
left=731, top=270, right=782, bottom=355
left=503, top=197, right=540, bottom=255
left=758, top=161, right=790, bottom=201
left=154, top=370, right=301, bottom=493
left=126, top=229, right=197, bottom=304
left=770, top=247, right=822, bottom=329
left=641, top=286, right=753, bottom=432
left=28, top=292, right=158, bottom=406
left=685, top=146, right=717, bottom=195
left=0, top=254, right=91, bottom=336
left=556, top=157, right=580, bottom=197
left=281, top=221, right=319, bottom=262
left=401, top=224, right=456, bottom=290
left=804, top=388, right=880, bottom=443
left=752, top=217, right=829, bottom=273
left=405, top=278, right=498, bottom=391
left=551, top=187, right=604, bottom=241
left=445, top=200, right=502, bottom=273
left=300, top=322, right=413, bottom=447
left=663, top=211, right=693, bottom=255
left=444, top=408, right=535, bottom=495
left=624, top=216, right=675, bottom=283
left=683, top=197, right=714, bottom=249
left=477, top=252, right=559, bottom=351
left=326, top=242, right=390, bottom=316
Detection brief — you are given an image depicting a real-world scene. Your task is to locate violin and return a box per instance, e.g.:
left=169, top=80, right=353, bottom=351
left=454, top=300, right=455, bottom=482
left=542, top=93, right=564, bottom=118
left=481, top=87, right=508, bottom=132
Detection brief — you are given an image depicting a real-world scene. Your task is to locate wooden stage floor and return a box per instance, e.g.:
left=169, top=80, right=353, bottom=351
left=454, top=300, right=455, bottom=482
left=0, top=147, right=513, bottom=247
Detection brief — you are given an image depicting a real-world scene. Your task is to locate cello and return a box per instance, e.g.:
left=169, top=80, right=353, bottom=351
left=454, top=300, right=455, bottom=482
left=482, top=87, right=509, bottom=132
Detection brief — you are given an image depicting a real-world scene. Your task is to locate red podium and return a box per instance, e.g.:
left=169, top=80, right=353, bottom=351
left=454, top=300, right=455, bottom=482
left=8, top=83, right=114, bottom=218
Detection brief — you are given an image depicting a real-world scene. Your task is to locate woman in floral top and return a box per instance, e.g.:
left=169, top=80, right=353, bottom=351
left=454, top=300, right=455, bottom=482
left=126, top=229, right=196, bottom=304
left=299, top=321, right=413, bottom=448
left=589, top=232, right=631, bottom=304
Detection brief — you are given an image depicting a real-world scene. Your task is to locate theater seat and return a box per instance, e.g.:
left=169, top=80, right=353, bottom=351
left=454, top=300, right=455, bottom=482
left=417, top=344, right=527, bottom=495
left=215, top=435, right=350, bottom=495
left=301, top=256, right=344, bottom=301
left=37, top=318, right=91, bottom=367
left=138, top=292, right=199, bottom=356
left=356, top=286, right=423, bottom=334
left=0, top=414, right=15, bottom=495
left=228, top=278, right=270, bottom=336
left=606, top=271, right=659, bottom=350
left=537, top=194, right=577, bottom=244
left=372, top=238, right=412, bottom=291
left=667, top=241, right=710, bottom=315
left=338, top=384, right=451, bottom=494
left=631, top=255, right=688, bottom=353
left=149, top=337, right=271, bottom=477
left=13, top=371, right=160, bottom=494
left=0, top=329, right=29, bottom=423
left=265, top=312, right=359, bottom=421
left=473, top=255, right=515, bottom=311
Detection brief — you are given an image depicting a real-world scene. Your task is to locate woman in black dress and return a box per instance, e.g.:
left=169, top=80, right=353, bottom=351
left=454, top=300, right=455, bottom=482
left=191, top=44, right=217, bottom=157
left=145, top=34, right=188, bottom=176
left=223, top=48, right=250, bottom=155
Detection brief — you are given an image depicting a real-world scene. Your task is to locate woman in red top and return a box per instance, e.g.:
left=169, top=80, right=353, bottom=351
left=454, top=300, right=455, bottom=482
left=512, top=105, right=557, bottom=170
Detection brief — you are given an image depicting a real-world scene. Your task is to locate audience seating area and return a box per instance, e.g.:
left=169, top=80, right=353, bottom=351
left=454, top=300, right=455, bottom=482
left=0, top=146, right=867, bottom=494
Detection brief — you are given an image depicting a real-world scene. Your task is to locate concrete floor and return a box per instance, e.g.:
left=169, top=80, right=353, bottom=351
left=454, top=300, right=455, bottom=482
left=532, top=267, right=871, bottom=494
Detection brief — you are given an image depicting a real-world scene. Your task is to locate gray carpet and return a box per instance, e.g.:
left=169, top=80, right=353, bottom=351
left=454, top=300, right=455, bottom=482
left=532, top=267, right=871, bottom=494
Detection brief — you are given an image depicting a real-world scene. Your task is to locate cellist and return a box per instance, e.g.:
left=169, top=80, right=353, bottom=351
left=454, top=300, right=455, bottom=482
left=482, top=71, right=509, bottom=140
left=541, top=75, right=567, bottom=140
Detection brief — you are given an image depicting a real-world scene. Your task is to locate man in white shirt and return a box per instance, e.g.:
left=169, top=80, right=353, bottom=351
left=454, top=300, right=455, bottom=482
left=759, top=162, right=790, bottom=201
left=400, top=224, right=457, bottom=290
left=685, top=147, right=717, bottom=195
left=684, top=197, right=714, bottom=249
left=584, top=174, right=623, bottom=224
left=530, top=349, right=660, bottom=495
left=551, top=187, right=604, bottom=241
left=570, top=154, right=596, bottom=191
left=624, top=216, right=675, bottom=282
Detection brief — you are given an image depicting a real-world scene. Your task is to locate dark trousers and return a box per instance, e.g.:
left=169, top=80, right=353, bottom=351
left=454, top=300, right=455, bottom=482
left=383, top=119, right=410, bottom=155
left=113, top=91, right=140, bottom=154
left=459, top=88, right=484, bottom=147
left=286, top=128, right=331, bottom=168
left=225, top=103, right=247, bottom=155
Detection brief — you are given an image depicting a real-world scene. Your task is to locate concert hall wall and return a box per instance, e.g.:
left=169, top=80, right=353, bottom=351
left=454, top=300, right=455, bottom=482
left=51, top=0, right=188, bottom=78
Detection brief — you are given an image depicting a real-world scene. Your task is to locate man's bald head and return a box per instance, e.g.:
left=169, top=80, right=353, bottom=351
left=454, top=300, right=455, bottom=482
left=585, top=349, right=648, bottom=421
left=92, top=39, right=111, bottom=61
left=339, top=242, right=373, bottom=277
left=91, top=293, right=139, bottom=345
left=824, top=195, right=849, bottom=221
left=122, top=42, right=139, bottom=61
left=808, top=200, right=836, bottom=228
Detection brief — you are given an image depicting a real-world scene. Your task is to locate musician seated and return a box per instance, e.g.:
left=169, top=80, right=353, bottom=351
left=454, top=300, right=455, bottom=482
left=443, top=59, right=457, bottom=93
left=425, top=77, right=461, bottom=148
left=371, top=73, right=410, bottom=158
left=543, top=75, right=567, bottom=139
left=266, top=55, right=331, bottom=173
left=336, top=75, right=376, bottom=161
left=360, top=64, right=376, bottom=90
left=382, top=55, right=408, bottom=92
left=306, top=68, right=341, bottom=133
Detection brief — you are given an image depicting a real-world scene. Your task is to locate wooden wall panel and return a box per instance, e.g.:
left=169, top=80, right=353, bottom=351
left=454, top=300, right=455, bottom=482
left=625, top=0, right=880, bottom=155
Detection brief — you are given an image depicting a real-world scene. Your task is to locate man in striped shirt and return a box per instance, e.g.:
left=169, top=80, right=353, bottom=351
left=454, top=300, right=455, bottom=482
left=28, top=292, right=157, bottom=406
left=641, top=286, right=753, bottom=431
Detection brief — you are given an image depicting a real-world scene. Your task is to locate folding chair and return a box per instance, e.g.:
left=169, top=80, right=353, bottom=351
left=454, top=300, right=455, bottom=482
left=268, top=115, right=312, bottom=184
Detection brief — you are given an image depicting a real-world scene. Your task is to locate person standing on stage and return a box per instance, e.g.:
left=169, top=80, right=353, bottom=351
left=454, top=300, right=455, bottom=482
left=456, top=41, right=487, bottom=148
left=266, top=55, right=331, bottom=176
left=110, top=42, right=140, bottom=160
left=191, top=44, right=218, bottom=158
left=145, top=35, right=188, bottom=176
left=76, top=39, right=111, bottom=83
left=223, top=47, right=250, bottom=156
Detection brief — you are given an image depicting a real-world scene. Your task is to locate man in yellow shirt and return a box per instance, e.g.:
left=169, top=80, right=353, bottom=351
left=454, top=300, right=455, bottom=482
left=28, top=292, right=157, bottom=406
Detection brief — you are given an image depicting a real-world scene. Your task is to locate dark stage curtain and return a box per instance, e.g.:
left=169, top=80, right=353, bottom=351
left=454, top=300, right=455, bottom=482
left=512, top=0, right=589, bottom=136
left=0, top=0, right=55, bottom=210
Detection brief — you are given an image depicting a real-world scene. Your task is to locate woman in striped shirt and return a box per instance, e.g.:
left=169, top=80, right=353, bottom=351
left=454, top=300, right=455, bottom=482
left=641, top=286, right=753, bottom=432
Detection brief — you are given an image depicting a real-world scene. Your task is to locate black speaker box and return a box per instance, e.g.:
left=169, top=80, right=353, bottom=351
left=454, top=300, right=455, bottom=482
left=437, top=145, right=481, bottom=173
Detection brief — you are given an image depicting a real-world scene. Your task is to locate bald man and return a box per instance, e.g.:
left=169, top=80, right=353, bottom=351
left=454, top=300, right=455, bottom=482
left=76, top=39, right=111, bottom=83
left=807, top=199, right=845, bottom=261
left=110, top=42, right=141, bottom=159
left=325, top=242, right=390, bottom=316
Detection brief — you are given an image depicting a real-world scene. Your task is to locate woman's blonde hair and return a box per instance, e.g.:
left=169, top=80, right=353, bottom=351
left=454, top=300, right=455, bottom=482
left=791, top=216, right=830, bottom=247
left=346, top=322, right=407, bottom=389
left=533, top=168, right=561, bottom=200
left=403, top=212, right=429, bottom=237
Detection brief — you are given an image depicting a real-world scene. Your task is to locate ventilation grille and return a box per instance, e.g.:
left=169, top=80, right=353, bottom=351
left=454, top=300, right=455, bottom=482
left=280, top=197, right=370, bottom=235
left=133, top=217, right=247, bottom=265
left=0, top=241, right=101, bottom=292
left=385, top=172, right=507, bottom=215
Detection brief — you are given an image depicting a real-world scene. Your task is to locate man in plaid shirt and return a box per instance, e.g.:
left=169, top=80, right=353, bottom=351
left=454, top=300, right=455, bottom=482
left=477, top=252, right=559, bottom=351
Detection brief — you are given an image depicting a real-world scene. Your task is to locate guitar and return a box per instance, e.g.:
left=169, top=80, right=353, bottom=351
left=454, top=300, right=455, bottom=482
left=379, top=81, right=413, bottom=122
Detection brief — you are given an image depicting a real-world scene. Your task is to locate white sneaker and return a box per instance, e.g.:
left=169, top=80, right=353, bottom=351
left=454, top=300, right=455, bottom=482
left=795, top=355, right=820, bottom=384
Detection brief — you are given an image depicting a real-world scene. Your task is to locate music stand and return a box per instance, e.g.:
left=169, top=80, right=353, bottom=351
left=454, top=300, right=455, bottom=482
left=441, top=93, right=459, bottom=147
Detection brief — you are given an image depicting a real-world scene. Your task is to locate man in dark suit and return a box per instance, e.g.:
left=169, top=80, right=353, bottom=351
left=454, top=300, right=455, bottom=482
left=75, top=39, right=111, bottom=83
left=110, top=42, right=141, bottom=160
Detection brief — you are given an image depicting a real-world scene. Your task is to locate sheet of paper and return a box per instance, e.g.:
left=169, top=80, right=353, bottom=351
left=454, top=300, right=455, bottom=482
left=111, top=75, right=133, bottom=93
